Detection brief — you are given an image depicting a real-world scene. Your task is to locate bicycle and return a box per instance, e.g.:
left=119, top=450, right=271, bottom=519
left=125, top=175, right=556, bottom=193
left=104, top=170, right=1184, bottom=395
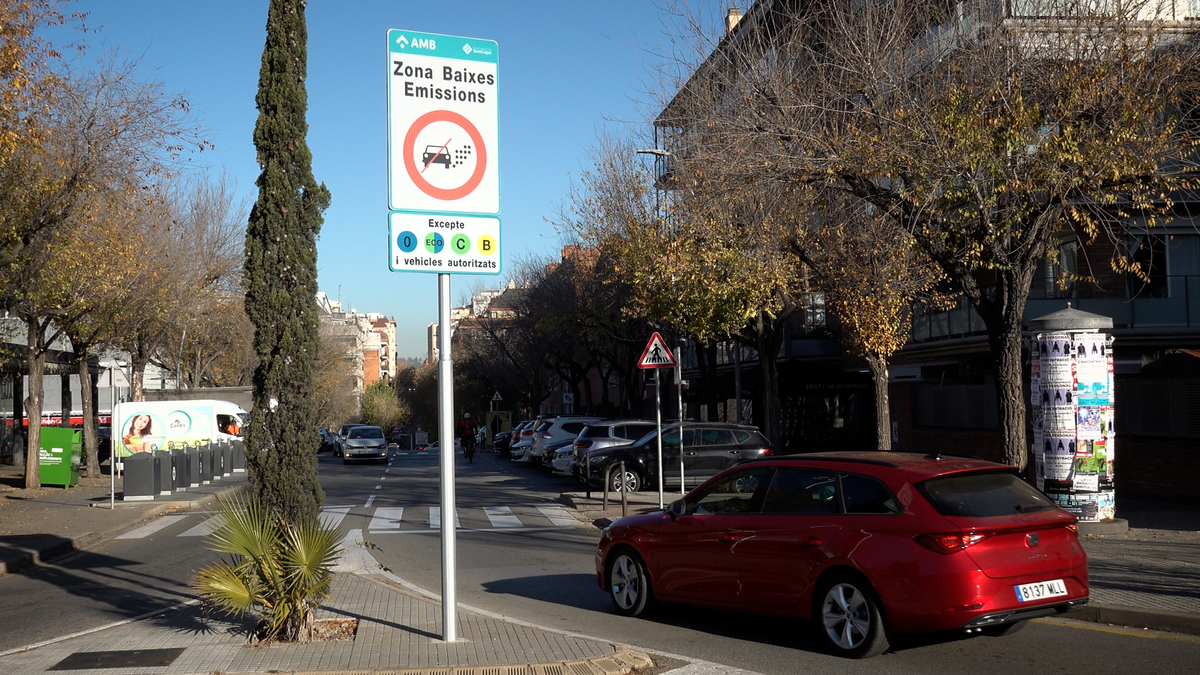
left=462, top=433, right=476, bottom=462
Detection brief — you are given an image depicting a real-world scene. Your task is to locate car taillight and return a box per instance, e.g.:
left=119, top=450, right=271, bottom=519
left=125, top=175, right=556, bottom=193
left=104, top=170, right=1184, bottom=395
left=521, top=430, right=533, bottom=436
left=1065, top=523, right=1078, bottom=534
left=761, top=448, right=774, bottom=456
left=575, top=440, right=593, bottom=449
left=915, top=532, right=992, bottom=554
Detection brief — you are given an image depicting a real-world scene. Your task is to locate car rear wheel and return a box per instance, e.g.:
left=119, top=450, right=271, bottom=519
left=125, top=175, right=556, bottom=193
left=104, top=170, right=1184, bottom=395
left=608, top=466, right=641, bottom=493
left=815, top=573, right=889, bottom=659
left=607, top=550, right=652, bottom=617
left=981, top=620, right=1028, bottom=637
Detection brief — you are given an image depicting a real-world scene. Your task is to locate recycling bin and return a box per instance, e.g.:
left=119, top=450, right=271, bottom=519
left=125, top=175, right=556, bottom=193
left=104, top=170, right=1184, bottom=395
left=186, top=448, right=200, bottom=487
left=231, top=439, right=246, bottom=473
left=198, top=446, right=211, bottom=484
left=38, top=428, right=81, bottom=488
left=171, top=446, right=188, bottom=491
left=154, top=450, right=172, bottom=495
left=123, top=452, right=155, bottom=501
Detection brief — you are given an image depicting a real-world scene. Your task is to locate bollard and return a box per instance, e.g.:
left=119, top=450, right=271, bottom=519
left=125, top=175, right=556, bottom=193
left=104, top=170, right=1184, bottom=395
left=620, top=460, right=628, bottom=518
left=603, top=465, right=609, bottom=511
left=586, top=453, right=591, bottom=500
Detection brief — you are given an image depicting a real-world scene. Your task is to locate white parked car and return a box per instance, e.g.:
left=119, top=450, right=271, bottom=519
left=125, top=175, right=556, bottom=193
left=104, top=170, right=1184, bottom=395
left=510, top=437, right=535, bottom=463
left=530, top=417, right=602, bottom=463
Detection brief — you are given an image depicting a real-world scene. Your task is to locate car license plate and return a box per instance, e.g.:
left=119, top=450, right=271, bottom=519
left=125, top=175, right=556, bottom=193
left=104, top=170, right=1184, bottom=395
left=1014, top=579, right=1068, bottom=603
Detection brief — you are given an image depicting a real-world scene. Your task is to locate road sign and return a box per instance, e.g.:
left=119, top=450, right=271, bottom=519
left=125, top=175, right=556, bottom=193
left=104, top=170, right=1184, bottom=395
left=562, top=393, right=574, bottom=404
left=388, top=29, right=499, bottom=216
left=389, top=212, right=500, bottom=274
left=637, top=332, right=677, bottom=369
left=491, top=391, right=503, bottom=402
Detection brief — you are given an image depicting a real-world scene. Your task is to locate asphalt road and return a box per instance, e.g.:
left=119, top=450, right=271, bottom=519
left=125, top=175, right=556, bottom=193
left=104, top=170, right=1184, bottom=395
left=2, top=445, right=1198, bottom=674
left=353, top=447, right=1200, bottom=675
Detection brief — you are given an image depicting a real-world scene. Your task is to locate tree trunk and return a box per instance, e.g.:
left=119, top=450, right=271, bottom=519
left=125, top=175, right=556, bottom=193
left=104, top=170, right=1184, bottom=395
left=988, top=293, right=1030, bottom=469
left=747, top=309, right=787, bottom=448
left=78, top=352, right=100, bottom=477
left=130, top=342, right=147, bottom=402
left=60, top=372, right=71, bottom=427
left=12, top=374, right=24, bottom=469
left=866, top=353, right=891, bottom=451
left=700, top=340, right=720, bottom=421
left=23, top=317, right=46, bottom=489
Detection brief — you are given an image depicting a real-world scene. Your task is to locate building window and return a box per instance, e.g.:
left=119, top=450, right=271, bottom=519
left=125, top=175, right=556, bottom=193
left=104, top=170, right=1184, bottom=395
left=1032, top=241, right=1077, bottom=300
left=803, top=292, right=826, bottom=333
left=1127, top=233, right=1169, bottom=299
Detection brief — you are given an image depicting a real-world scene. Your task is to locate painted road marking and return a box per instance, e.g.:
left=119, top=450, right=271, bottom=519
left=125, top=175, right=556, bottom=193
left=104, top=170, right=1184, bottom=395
left=483, top=506, right=522, bottom=528
left=319, top=506, right=354, bottom=529
left=429, top=507, right=460, bottom=529
left=117, top=515, right=189, bottom=539
left=535, top=505, right=580, bottom=527
left=364, top=495, right=376, bottom=508
left=178, top=517, right=220, bottom=538
left=368, top=507, right=405, bottom=532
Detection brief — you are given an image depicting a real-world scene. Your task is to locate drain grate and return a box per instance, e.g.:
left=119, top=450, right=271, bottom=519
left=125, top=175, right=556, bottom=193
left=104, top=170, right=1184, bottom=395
left=49, top=648, right=186, bottom=670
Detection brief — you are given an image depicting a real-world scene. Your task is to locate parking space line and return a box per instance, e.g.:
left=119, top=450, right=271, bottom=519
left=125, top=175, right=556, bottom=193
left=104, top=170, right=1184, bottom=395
left=483, top=506, right=523, bottom=528
left=368, top=506, right=405, bottom=531
left=117, top=515, right=189, bottom=539
left=535, top=505, right=580, bottom=527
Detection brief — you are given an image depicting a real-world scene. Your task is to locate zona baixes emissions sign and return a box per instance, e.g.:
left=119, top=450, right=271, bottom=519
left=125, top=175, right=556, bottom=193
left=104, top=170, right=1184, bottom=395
left=387, top=29, right=500, bottom=275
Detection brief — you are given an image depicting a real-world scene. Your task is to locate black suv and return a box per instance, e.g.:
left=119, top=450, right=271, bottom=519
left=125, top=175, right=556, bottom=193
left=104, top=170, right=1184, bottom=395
left=584, top=422, right=773, bottom=493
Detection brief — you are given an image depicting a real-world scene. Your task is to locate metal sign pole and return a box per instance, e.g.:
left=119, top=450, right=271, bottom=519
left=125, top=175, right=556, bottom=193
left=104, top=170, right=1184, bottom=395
left=655, top=370, right=664, bottom=509
left=676, top=345, right=685, bottom=495
left=437, top=273, right=458, bottom=642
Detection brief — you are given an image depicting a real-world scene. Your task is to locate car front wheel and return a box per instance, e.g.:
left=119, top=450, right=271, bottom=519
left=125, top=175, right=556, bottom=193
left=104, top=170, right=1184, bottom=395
left=607, top=550, right=652, bottom=617
left=608, top=466, right=641, bottom=493
left=815, top=573, right=889, bottom=658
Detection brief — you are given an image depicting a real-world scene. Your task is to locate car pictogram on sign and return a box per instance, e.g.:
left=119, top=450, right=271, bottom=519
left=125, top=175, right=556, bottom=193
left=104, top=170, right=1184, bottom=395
left=422, top=145, right=452, bottom=169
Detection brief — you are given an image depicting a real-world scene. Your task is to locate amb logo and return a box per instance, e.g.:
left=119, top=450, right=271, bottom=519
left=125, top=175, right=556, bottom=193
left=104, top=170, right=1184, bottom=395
left=395, top=34, right=436, bottom=50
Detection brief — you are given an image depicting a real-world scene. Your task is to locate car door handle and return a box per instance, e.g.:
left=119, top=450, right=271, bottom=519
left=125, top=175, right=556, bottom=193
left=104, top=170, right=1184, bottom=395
left=727, top=450, right=740, bottom=454
left=799, top=536, right=823, bottom=547
left=683, top=451, right=697, bottom=457
left=718, top=532, right=743, bottom=543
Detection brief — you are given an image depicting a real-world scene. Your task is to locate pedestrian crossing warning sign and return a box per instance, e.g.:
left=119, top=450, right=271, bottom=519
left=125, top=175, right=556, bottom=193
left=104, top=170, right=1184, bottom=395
left=637, top=332, right=677, bottom=369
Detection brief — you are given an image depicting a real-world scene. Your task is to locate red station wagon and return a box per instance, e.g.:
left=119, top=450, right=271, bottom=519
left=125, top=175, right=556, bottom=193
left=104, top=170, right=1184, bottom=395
left=595, top=452, right=1089, bottom=658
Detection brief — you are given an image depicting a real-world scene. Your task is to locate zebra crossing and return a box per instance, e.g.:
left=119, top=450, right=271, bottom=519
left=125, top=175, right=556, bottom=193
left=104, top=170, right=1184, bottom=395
left=120, top=503, right=584, bottom=539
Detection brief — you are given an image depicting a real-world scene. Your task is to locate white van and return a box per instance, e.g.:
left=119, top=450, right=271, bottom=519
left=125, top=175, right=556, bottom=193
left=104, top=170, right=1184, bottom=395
left=113, top=399, right=248, bottom=460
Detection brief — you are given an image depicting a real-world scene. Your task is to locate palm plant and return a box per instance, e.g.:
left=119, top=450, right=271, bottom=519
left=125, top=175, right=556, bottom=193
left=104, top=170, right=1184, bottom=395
left=191, top=495, right=341, bottom=642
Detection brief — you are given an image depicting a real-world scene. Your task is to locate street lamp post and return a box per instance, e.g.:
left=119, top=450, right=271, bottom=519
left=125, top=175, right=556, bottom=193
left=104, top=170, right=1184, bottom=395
left=102, top=359, right=126, bottom=509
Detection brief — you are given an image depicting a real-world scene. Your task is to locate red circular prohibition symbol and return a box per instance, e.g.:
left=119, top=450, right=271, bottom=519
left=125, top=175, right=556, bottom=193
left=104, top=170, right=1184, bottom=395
left=403, top=110, right=487, bottom=201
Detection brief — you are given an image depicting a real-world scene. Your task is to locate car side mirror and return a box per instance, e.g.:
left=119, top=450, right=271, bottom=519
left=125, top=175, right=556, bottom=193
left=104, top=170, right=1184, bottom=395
left=667, top=499, right=687, bottom=520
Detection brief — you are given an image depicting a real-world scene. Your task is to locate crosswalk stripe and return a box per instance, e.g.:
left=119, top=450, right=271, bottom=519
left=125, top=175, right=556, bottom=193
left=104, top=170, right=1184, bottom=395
left=179, top=516, right=220, bottom=537
left=535, top=505, right=579, bottom=527
left=368, top=507, right=404, bottom=531
left=429, top=506, right=460, bottom=529
left=483, top=506, right=522, bottom=528
left=117, top=515, right=189, bottom=539
left=319, top=506, right=353, bottom=529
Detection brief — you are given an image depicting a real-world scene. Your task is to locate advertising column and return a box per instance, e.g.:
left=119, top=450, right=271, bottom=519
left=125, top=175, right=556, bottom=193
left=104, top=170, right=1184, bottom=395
left=1029, top=308, right=1115, bottom=522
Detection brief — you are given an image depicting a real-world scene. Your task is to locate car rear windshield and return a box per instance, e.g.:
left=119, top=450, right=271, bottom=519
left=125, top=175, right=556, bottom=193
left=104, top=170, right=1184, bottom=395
left=580, top=425, right=613, bottom=438
left=349, top=428, right=384, bottom=439
left=919, top=471, right=1056, bottom=518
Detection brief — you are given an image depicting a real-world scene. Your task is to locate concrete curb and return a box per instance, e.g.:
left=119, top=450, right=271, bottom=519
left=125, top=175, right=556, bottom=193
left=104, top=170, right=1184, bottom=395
left=1067, top=603, right=1200, bottom=636
left=0, top=482, right=247, bottom=577
left=212, top=649, right=655, bottom=675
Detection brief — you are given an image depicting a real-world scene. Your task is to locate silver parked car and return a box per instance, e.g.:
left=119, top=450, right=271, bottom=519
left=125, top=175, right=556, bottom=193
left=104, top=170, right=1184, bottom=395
left=530, top=416, right=603, bottom=463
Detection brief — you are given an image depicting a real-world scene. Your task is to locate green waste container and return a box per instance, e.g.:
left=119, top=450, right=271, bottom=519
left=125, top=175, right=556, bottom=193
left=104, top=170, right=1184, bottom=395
left=39, top=428, right=81, bottom=488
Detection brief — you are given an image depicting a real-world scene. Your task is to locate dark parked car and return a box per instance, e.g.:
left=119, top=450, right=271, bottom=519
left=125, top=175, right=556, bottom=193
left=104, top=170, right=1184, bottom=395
left=571, top=419, right=657, bottom=480
left=492, top=420, right=529, bottom=454
left=584, top=422, right=773, bottom=493
left=595, top=452, right=1089, bottom=658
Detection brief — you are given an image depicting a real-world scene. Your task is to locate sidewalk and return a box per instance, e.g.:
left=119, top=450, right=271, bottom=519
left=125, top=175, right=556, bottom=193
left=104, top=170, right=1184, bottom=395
left=560, top=489, right=1200, bottom=636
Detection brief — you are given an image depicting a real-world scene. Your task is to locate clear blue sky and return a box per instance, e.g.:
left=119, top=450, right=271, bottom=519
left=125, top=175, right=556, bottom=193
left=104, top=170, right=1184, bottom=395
left=72, top=0, right=692, bottom=359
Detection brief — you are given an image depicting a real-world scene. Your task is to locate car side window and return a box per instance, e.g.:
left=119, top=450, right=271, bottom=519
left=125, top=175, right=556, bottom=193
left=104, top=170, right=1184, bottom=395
left=686, top=468, right=772, bottom=515
left=561, top=422, right=586, bottom=434
left=840, top=473, right=904, bottom=514
left=761, top=469, right=841, bottom=514
left=700, top=429, right=735, bottom=445
left=732, top=430, right=751, bottom=443
left=622, top=424, right=655, bottom=440
left=662, top=429, right=696, bottom=449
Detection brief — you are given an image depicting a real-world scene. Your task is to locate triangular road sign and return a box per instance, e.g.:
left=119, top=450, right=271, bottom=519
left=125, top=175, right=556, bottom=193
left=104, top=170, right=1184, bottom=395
left=637, top=332, right=677, bottom=369
left=491, top=390, right=503, bottom=402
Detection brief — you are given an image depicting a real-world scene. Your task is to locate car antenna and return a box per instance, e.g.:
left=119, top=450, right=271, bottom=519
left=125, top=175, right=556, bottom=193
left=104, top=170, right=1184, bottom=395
left=926, top=451, right=942, bottom=460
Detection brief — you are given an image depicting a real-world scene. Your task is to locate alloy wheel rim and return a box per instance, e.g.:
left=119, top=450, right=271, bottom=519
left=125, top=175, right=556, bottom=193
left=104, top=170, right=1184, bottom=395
left=822, top=583, right=870, bottom=650
left=611, top=555, right=640, bottom=609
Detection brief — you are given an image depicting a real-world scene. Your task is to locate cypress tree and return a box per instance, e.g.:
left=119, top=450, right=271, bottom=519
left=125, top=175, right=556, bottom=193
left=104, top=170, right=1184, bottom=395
left=243, top=0, right=330, bottom=524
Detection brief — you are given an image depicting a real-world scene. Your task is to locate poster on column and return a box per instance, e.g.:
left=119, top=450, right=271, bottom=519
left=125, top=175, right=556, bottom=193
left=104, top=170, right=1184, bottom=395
left=1039, top=333, right=1076, bottom=431
left=1042, top=429, right=1076, bottom=491
left=1074, top=333, right=1109, bottom=405
left=1030, top=356, right=1041, bottom=406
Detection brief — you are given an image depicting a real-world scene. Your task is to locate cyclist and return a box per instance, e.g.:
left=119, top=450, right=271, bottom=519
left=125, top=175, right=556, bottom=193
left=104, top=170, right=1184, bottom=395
left=457, top=412, right=478, bottom=462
